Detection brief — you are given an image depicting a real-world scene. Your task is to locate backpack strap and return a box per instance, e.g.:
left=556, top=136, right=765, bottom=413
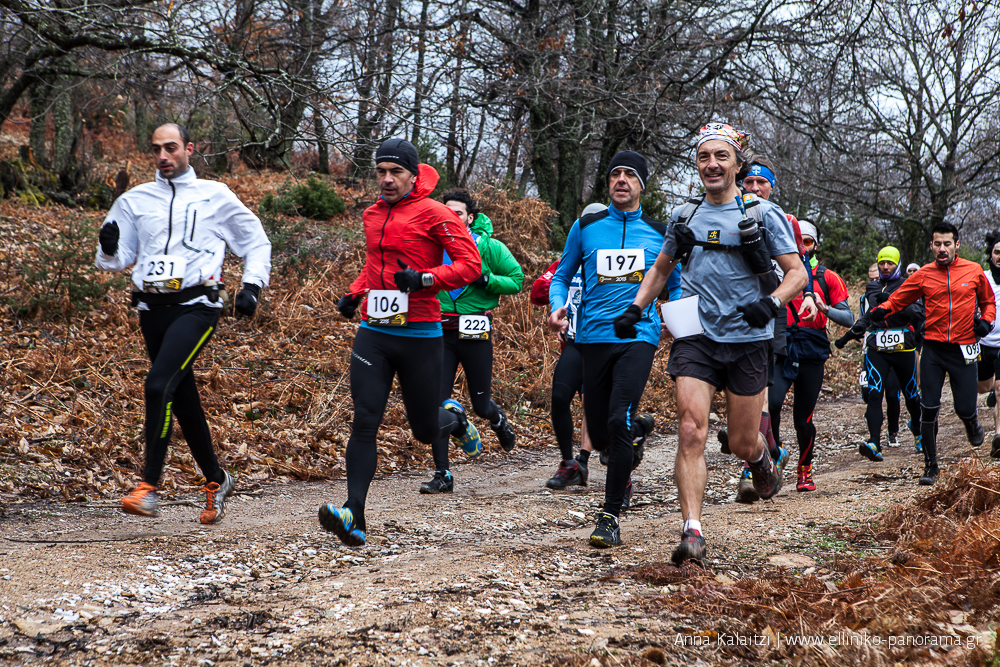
left=674, top=195, right=705, bottom=226
left=814, top=265, right=830, bottom=304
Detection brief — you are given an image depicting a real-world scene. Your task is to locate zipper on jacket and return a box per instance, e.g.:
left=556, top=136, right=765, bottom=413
left=166, top=180, right=176, bottom=254
left=621, top=211, right=627, bottom=248
left=946, top=264, right=952, bottom=341
left=377, top=203, right=394, bottom=289
left=190, top=210, right=197, bottom=242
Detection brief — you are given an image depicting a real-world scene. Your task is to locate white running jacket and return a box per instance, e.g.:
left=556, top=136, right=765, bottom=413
left=95, top=167, right=271, bottom=310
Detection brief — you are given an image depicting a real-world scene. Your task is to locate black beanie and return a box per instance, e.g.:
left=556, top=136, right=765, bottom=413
left=375, top=138, right=419, bottom=176
left=607, top=151, right=648, bottom=189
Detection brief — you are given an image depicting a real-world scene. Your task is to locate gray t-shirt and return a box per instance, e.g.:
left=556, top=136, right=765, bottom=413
left=661, top=197, right=797, bottom=343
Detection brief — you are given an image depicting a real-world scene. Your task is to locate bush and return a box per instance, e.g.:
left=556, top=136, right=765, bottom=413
left=260, top=176, right=345, bottom=220
left=14, top=215, right=129, bottom=319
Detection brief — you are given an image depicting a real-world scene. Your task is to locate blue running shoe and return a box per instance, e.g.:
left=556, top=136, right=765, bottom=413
left=319, top=504, right=365, bottom=547
left=443, top=399, right=482, bottom=458
left=773, top=445, right=790, bottom=478
left=858, top=441, right=883, bottom=462
left=735, top=464, right=758, bottom=504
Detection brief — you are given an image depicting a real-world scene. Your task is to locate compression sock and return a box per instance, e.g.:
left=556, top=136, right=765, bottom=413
left=761, top=412, right=778, bottom=457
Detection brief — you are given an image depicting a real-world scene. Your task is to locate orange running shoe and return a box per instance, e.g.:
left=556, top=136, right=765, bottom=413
left=200, top=472, right=236, bottom=525
left=796, top=464, right=815, bottom=492
left=121, top=482, right=160, bottom=517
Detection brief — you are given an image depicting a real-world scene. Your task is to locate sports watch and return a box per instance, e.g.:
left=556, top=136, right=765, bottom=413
left=769, top=295, right=782, bottom=310
left=421, top=273, right=435, bottom=288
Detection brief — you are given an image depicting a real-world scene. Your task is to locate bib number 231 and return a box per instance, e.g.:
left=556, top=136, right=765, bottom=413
left=142, top=254, right=186, bottom=292
left=962, top=342, right=981, bottom=365
left=596, top=249, right=645, bottom=284
left=367, top=290, right=408, bottom=326
left=459, top=314, right=490, bottom=340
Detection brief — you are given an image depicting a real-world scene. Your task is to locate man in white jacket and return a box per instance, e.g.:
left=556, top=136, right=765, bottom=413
left=96, top=123, right=271, bottom=524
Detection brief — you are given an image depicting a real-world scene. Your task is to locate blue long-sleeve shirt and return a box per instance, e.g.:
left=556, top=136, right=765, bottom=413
left=549, top=204, right=666, bottom=346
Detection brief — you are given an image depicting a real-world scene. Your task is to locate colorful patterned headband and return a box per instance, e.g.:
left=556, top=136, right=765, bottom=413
left=696, top=122, right=751, bottom=153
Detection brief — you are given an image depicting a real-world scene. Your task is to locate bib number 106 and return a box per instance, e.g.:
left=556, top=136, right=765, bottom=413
left=367, top=290, right=408, bottom=326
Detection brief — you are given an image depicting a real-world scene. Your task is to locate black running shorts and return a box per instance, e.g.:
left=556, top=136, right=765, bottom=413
left=978, top=344, right=1000, bottom=382
left=667, top=334, right=772, bottom=396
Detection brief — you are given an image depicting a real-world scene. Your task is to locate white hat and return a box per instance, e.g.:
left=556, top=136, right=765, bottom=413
left=798, top=219, right=818, bottom=241
left=581, top=203, right=608, bottom=217
left=906, top=263, right=920, bottom=272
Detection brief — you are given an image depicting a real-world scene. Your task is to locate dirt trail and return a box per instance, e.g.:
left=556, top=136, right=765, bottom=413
left=0, top=391, right=988, bottom=666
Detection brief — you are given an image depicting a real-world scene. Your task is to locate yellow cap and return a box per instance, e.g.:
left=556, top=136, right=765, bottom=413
left=877, top=246, right=900, bottom=265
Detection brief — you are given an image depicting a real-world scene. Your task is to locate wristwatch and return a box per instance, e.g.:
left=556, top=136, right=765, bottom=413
left=769, top=295, right=782, bottom=310
left=421, top=273, right=435, bottom=288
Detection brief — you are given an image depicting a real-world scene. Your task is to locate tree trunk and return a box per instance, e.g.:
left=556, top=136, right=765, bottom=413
left=29, top=80, right=48, bottom=167
left=410, top=0, right=430, bottom=147
left=314, top=109, right=329, bottom=174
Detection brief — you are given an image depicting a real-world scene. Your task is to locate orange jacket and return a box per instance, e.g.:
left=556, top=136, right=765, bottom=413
left=879, top=258, right=995, bottom=344
left=348, top=164, right=482, bottom=323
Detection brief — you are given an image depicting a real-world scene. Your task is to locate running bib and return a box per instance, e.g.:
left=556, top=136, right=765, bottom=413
left=142, top=254, right=186, bottom=292
left=458, top=314, right=490, bottom=340
left=858, top=370, right=868, bottom=387
left=367, top=290, right=408, bottom=326
left=962, top=342, right=981, bottom=365
left=596, top=249, right=645, bottom=284
left=875, top=328, right=906, bottom=352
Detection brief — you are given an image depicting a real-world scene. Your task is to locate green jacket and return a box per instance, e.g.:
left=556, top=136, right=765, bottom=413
left=438, top=213, right=523, bottom=314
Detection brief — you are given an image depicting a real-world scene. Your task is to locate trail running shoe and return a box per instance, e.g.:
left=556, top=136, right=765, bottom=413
left=858, top=441, right=883, bottom=462
left=735, top=464, right=758, bottom=504
left=589, top=512, right=622, bottom=548
left=319, top=504, right=366, bottom=547
left=621, top=478, right=634, bottom=511
left=989, top=391, right=997, bottom=408
left=632, top=414, right=655, bottom=470
left=718, top=429, right=731, bottom=455
left=121, top=482, right=160, bottom=517
left=419, top=470, right=454, bottom=494
left=773, top=444, right=790, bottom=478
left=887, top=432, right=899, bottom=448
left=599, top=449, right=608, bottom=466
left=796, top=463, right=815, bottom=492
left=748, top=447, right=782, bottom=500
left=964, top=419, right=985, bottom=447
left=200, top=471, right=236, bottom=525
left=992, top=434, right=1000, bottom=459
left=490, top=407, right=516, bottom=452
left=918, top=465, right=939, bottom=486
left=545, top=459, right=587, bottom=490
left=443, top=399, right=482, bottom=458
left=670, top=530, right=706, bottom=566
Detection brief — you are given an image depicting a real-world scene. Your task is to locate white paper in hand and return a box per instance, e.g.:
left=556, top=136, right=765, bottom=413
left=659, top=295, right=704, bottom=339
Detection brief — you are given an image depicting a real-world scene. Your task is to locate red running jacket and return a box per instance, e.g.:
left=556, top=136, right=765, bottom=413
left=348, top=164, right=482, bottom=323
left=878, top=257, right=995, bottom=344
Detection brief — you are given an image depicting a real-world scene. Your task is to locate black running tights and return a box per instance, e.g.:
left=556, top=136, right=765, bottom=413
left=139, top=304, right=223, bottom=487
left=551, top=341, right=584, bottom=461
left=864, top=349, right=920, bottom=444
left=768, top=356, right=825, bottom=467
left=431, top=329, right=500, bottom=471
left=346, top=327, right=461, bottom=527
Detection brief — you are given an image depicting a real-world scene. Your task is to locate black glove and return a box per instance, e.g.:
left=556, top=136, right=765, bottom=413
left=874, top=292, right=890, bottom=305
left=394, top=259, right=427, bottom=294
left=337, top=294, right=361, bottom=319
left=869, top=306, right=888, bottom=323
left=834, top=333, right=852, bottom=349
left=472, top=273, right=489, bottom=287
left=613, top=304, right=643, bottom=339
left=234, top=283, right=261, bottom=316
left=975, top=318, right=993, bottom=338
left=99, top=220, right=119, bottom=255
left=736, top=297, right=779, bottom=328
left=850, top=321, right=866, bottom=336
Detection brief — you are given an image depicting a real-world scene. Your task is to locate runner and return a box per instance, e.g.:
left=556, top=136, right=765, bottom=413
left=836, top=246, right=922, bottom=464
left=321, top=139, right=483, bottom=545
left=906, top=263, right=920, bottom=277
left=720, top=155, right=815, bottom=502
left=97, top=123, right=272, bottom=524
left=977, top=231, right=1000, bottom=458
left=420, top=189, right=524, bottom=494
left=548, top=151, right=666, bottom=547
left=868, top=222, right=995, bottom=485
left=621, top=123, right=807, bottom=564
left=532, top=204, right=656, bottom=509
left=767, top=219, right=853, bottom=492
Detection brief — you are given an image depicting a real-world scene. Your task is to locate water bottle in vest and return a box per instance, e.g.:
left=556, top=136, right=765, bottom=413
left=736, top=196, right=772, bottom=275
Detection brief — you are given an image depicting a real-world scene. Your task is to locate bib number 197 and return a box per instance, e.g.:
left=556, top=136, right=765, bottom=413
left=367, top=290, right=408, bottom=326
left=596, top=249, right=645, bottom=284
